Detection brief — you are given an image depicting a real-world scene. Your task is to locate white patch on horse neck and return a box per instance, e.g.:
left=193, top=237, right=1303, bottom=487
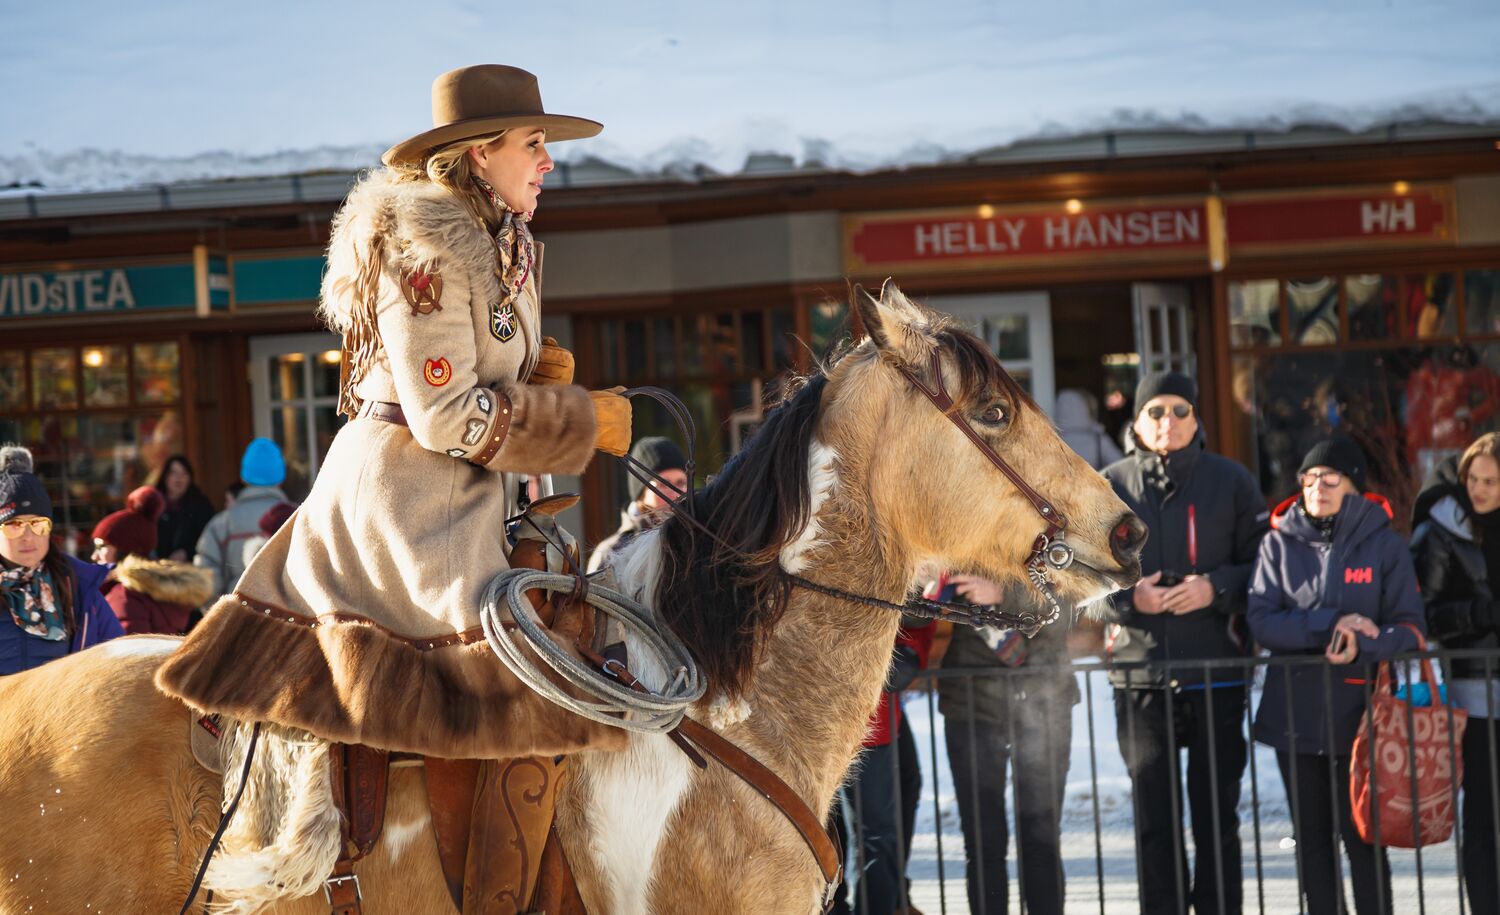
left=779, top=440, right=839, bottom=574
left=582, top=732, right=695, bottom=915
left=99, top=635, right=181, bottom=658
left=379, top=806, right=432, bottom=861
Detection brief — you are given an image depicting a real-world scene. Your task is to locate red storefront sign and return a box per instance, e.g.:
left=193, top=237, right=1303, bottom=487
left=1225, top=184, right=1454, bottom=254
left=844, top=199, right=1208, bottom=274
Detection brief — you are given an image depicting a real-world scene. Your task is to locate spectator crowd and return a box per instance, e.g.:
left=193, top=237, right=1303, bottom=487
left=6, top=369, right=1500, bottom=915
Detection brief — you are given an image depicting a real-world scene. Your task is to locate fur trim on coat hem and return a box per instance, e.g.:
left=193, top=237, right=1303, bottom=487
left=153, top=595, right=628, bottom=759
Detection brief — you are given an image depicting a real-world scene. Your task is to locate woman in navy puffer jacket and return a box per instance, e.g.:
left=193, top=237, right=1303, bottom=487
left=1248, top=437, right=1425, bottom=915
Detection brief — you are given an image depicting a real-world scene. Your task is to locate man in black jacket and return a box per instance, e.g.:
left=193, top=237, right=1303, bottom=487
left=1103, top=372, right=1269, bottom=915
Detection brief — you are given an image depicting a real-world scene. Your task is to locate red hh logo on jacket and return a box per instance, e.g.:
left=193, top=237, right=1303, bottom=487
left=1345, top=567, right=1374, bottom=584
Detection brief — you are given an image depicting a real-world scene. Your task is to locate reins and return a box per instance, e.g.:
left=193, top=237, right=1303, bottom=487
left=616, top=352, right=1072, bottom=634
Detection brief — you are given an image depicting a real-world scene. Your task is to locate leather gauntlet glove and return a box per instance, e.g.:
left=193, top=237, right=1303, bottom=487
left=530, top=336, right=575, bottom=386
left=589, top=388, right=632, bottom=457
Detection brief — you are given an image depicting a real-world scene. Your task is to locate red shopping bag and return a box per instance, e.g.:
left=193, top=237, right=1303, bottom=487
left=1349, top=627, right=1468, bottom=847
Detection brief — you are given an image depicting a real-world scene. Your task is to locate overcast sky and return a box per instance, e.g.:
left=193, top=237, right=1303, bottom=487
left=1, top=0, right=1497, bottom=187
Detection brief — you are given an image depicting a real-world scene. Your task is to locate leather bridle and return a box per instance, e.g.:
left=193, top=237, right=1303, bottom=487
left=895, top=350, right=1074, bottom=630
left=618, top=345, right=1078, bottom=635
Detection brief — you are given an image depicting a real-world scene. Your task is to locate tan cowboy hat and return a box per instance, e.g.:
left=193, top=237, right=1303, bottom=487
left=382, top=65, right=602, bottom=167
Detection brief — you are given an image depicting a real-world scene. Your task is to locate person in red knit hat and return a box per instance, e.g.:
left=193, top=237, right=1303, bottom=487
left=92, top=486, right=213, bottom=635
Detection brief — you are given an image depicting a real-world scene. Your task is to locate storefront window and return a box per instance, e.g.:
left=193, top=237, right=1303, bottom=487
left=0, top=409, right=183, bottom=553
left=0, top=351, right=24, bottom=411
left=1347, top=274, right=1399, bottom=341
left=3, top=339, right=184, bottom=552
left=1228, top=265, right=1500, bottom=526
left=1405, top=272, right=1457, bottom=338
left=1229, top=279, right=1281, bottom=347
left=810, top=300, right=848, bottom=355
left=1286, top=277, right=1339, bottom=345
left=1466, top=269, right=1500, bottom=335
left=31, top=347, right=78, bottom=409
left=81, top=345, right=129, bottom=407
left=133, top=342, right=180, bottom=403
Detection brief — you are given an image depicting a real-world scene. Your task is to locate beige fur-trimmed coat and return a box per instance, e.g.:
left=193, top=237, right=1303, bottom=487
left=157, top=171, right=622, bottom=759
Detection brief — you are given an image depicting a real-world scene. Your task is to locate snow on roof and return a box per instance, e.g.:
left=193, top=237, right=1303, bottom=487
left=2, top=1, right=1498, bottom=199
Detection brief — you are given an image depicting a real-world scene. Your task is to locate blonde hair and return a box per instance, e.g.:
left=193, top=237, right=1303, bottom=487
left=1460, top=432, right=1500, bottom=482
left=389, top=130, right=511, bottom=228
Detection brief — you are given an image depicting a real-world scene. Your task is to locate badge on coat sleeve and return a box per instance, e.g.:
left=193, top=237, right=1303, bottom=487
left=490, top=302, right=518, bottom=342
left=462, top=418, right=487, bottom=446
left=423, top=357, right=453, bottom=387
left=476, top=391, right=492, bottom=414
left=402, top=267, right=443, bottom=315
left=446, top=448, right=467, bottom=458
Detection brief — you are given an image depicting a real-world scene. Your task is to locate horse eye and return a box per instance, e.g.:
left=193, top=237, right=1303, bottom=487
left=979, top=404, right=1008, bottom=426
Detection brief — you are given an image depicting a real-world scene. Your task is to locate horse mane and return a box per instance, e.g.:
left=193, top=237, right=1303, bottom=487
left=653, top=369, right=829, bottom=700
left=652, top=317, right=1032, bottom=699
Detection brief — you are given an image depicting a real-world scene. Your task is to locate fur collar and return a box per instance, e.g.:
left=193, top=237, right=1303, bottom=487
left=115, top=556, right=214, bottom=607
left=319, top=169, right=499, bottom=332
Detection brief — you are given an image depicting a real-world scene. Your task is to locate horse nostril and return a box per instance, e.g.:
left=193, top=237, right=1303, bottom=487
left=1110, top=513, right=1148, bottom=562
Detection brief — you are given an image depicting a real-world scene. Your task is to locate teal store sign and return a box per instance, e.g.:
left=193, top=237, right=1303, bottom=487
left=232, top=255, right=326, bottom=306
left=0, top=250, right=329, bottom=320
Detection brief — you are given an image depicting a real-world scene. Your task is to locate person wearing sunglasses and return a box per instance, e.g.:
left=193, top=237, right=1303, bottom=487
left=0, top=445, right=123, bottom=676
left=1248, top=436, right=1424, bottom=915
left=1101, top=371, right=1269, bottom=915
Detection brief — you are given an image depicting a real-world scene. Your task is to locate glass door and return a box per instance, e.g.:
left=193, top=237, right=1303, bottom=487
left=248, top=332, right=342, bottom=500
left=1133, top=282, right=1196, bottom=378
left=924, top=292, right=1055, bottom=417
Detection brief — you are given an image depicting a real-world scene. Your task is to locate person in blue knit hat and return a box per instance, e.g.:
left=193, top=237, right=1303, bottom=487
left=193, top=439, right=289, bottom=604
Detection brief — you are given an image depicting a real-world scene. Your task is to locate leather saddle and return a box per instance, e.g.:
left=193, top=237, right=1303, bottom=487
left=190, top=494, right=594, bottom=915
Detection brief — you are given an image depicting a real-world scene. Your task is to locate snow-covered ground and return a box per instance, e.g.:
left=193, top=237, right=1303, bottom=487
left=889, top=669, right=1463, bottom=915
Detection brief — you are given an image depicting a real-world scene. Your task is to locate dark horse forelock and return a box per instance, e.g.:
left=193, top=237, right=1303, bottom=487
left=652, top=318, right=1032, bottom=699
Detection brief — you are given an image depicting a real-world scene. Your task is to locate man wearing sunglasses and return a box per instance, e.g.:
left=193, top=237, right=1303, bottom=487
left=1101, top=372, right=1270, bottom=915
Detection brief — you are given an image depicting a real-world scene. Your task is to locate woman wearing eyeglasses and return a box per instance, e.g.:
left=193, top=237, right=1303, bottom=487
left=1248, top=436, right=1424, bottom=915
left=0, top=445, right=123, bottom=676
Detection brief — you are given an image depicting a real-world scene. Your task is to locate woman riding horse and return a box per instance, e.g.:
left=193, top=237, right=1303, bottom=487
left=157, top=65, right=634, bottom=761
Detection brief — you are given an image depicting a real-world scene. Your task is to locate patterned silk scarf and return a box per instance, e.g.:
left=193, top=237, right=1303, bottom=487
left=0, top=563, right=66, bottom=641
left=472, top=176, right=539, bottom=375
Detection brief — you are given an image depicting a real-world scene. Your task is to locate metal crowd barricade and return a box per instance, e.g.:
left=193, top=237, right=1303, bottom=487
left=832, top=647, right=1500, bottom=915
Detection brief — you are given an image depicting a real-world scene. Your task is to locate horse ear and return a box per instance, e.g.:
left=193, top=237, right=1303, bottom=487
left=855, top=279, right=931, bottom=364
left=852, top=283, right=891, bottom=351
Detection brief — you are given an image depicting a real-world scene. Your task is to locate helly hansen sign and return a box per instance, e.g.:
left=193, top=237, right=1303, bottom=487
left=1225, top=184, right=1454, bottom=255
left=844, top=199, right=1208, bottom=274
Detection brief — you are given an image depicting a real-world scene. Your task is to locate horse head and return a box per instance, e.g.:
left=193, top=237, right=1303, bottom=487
left=649, top=279, right=1143, bottom=700
left=836, top=279, right=1145, bottom=617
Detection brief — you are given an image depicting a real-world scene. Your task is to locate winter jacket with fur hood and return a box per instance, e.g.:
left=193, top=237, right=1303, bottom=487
left=102, top=555, right=214, bottom=635
left=1249, top=492, right=1426, bottom=754
left=156, top=169, right=623, bottom=760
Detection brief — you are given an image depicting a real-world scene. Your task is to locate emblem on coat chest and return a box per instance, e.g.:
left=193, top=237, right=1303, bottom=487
left=423, top=357, right=453, bottom=387
left=491, top=303, right=518, bottom=342
left=402, top=268, right=443, bottom=315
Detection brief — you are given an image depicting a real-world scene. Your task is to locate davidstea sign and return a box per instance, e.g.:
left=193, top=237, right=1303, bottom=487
left=0, top=251, right=229, bottom=321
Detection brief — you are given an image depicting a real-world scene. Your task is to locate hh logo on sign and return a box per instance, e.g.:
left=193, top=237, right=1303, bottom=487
left=1346, top=567, right=1374, bottom=585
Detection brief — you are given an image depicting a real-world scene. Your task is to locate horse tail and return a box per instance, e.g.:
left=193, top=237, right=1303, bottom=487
left=202, top=721, right=344, bottom=912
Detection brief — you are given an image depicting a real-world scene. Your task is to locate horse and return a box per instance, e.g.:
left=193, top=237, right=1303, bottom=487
left=0, top=280, right=1143, bottom=914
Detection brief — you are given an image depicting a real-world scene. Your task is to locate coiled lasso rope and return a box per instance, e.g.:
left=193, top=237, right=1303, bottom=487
left=478, top=567, right=705, bottom=734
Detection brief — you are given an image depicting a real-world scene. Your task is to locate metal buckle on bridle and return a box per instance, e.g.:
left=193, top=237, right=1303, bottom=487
left=323, top=873, right=361, bottom=904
